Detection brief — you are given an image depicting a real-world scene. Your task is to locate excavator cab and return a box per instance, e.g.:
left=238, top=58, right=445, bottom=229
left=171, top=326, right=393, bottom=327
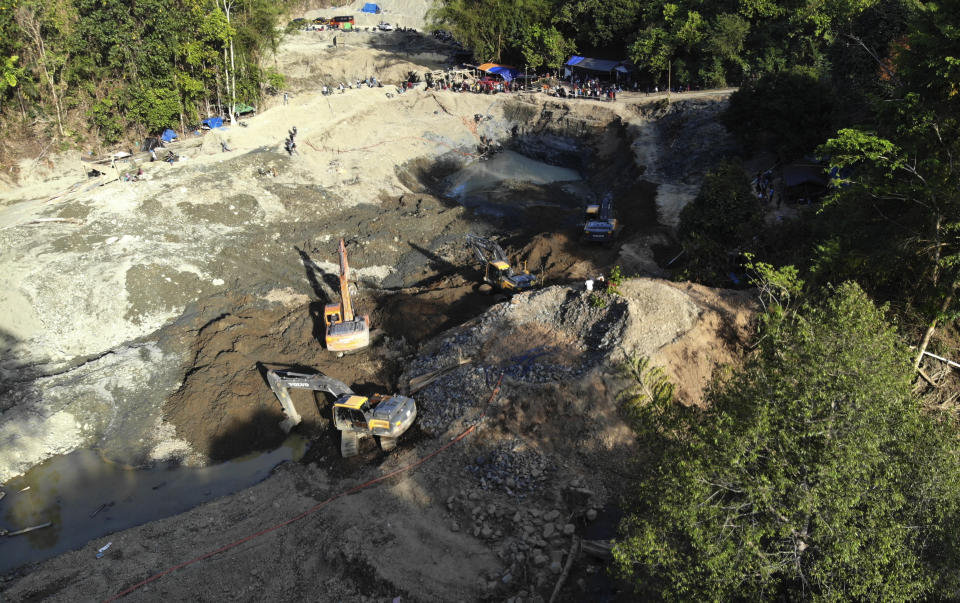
left=488, top=260, right=513, bottom=284
left=323, top=305, right=341, bottom=325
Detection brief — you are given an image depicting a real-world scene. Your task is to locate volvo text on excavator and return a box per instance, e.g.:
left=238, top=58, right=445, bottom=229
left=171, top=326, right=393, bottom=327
left=266, top=368, right=417, bottom=457
left=324, top=238, right=370, bottom=353
left=581, top=193, right=619, bottom=244
left=466, top=234, right=538, bottom=292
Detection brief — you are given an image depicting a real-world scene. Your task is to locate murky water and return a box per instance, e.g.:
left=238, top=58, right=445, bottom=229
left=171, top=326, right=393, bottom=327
left=0, top=435, right=307, bottom=573
left=444, top=150, right=591, bottom=221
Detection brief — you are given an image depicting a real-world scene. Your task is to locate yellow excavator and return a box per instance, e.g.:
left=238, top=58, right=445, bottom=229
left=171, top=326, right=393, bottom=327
left=265, top=368, right=416, bottom=457
left=466, top=234, right=538, bottom=292
left=581, top=193, right=619, bottom=244
left=323, top=238, right=370, bottom=353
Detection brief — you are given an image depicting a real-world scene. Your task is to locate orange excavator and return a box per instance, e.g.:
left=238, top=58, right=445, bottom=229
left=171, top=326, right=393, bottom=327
left=323, top=238, right=370, bottom=353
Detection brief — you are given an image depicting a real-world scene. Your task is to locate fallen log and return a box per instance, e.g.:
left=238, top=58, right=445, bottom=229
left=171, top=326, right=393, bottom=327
left=549, top=534, right=580, bottom=603
left=581, top=539, right=613, bottom=560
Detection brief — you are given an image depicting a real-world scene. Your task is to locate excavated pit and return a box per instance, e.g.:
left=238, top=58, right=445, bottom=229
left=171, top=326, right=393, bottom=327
left=0, top=91, right=748, bottom=584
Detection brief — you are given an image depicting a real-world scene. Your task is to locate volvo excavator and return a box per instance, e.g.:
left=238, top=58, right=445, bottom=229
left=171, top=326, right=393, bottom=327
left=466, top=234, right=538, bottom=292
left=324, top=238, right=370, bottom=353
left=266, top=368, right=417, bottom=457
left=581, top=193, right=619, bottom=244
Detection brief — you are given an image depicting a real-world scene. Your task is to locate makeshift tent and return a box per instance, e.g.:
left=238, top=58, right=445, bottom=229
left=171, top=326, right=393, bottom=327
left=161, top=129, right=178, bottom=143
left=782, top=162, right=829, bottom=202
left=234, top=103, right=256, bottom=115
left=477, top=63, right=519, bottom=82
left=361, top=3, right=381, bottom=13
left=565, top=56, right=627, bottom=79
left=142, top=137, right=162, bottom=152
left=201, top=116, right=224, bottom=129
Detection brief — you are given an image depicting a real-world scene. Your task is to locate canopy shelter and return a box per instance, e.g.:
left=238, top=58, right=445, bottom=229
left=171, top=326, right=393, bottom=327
left=477, top=63, right=519, bottom=82
left=160, top=129, right=178, bottom=143
left=361, top=3, right=381, bottom=13
left=234, top=103, right=256, bottom=116
left=201, top=116, right=224, bottom=129
left=565, top=56, right=628, bottom=79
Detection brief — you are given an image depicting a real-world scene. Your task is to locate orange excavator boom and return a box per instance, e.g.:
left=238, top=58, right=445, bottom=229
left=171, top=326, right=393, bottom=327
left=338, top=238, right=354, bottom=321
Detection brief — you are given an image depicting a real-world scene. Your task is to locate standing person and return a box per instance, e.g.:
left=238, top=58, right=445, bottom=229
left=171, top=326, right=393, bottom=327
left=283, top=92, right=289, bottom=105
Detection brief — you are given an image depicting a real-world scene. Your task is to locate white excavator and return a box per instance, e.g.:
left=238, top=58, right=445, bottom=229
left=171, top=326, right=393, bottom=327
left=265, top=368, right=416, bottom=457
left=323, top=238, right=370, bottom=353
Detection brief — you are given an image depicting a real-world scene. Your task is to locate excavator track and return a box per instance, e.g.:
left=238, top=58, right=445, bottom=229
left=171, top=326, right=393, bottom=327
left=341, top=431, right=360, bottom=458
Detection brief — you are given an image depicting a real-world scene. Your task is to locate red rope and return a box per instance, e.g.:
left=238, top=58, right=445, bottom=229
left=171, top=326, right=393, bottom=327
left=105, top=374, right=504, bottom=602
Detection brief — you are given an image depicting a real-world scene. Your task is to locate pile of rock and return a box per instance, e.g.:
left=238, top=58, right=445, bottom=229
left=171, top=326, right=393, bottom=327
left=466, top=439, right=553, bottom=497
left=446, top=479, right=604, bottom=601
left=405, top=286, right=632, bottom=436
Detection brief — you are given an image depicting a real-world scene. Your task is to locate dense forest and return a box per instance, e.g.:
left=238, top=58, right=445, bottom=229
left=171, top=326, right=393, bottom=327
left=0, top=0, right=292, bottom=149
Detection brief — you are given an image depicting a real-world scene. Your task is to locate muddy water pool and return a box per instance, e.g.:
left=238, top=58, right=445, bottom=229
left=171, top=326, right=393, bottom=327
left=444, top=150, right=592, bottom=222
left=0, top=434, right=306, bottom=573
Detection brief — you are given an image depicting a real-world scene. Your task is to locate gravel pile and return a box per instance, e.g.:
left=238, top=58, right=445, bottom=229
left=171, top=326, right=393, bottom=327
left=467, top=439, right=553, bottom=498
left=406, top=286, right=632, bottom=436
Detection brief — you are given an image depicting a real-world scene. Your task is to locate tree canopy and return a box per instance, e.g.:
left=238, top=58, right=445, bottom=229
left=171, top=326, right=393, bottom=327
left=615, top=282, right=960, bottom=600
left=0, top=0, right=287, bottom=144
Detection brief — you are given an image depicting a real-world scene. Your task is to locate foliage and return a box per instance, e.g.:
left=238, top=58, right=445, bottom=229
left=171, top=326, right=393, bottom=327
left=613, top=282, right=960, bottom=601
left=810, top=2, right=960, bottom=362
left=588, top=292, right=607, bottom=307
left=722, top=69, right=839, bottom=161
left=0, top=0, right=293, bottom=143
left=676, top=161, right=763, bottom=285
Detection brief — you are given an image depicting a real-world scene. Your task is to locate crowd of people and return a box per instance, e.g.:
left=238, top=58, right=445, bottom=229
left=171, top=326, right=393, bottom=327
left=553, top=77, right=620, bottom=101
left=754, top=169, right=780, bottom=207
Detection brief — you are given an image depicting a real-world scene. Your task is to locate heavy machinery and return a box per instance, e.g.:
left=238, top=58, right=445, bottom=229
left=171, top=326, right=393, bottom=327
left=466, top=234, right=538, bottom=292
left=266, top=368, right=417, bottom=457
left=324, top=238, right=370, bottom=353
left=581, top=193, right=619, bottom=244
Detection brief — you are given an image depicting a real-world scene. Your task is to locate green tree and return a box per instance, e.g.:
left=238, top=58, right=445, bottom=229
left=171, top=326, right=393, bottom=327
left=814, top=1, right=960, bottom=370
left=676, top=160, right=764, bottom=285
left=0, top=54, right=25, bottom=112
left=429, top=0, right=564, bottom=64
left=614, top=282, right=960, bottom=600
left=722, top=69, right=838, bottom=160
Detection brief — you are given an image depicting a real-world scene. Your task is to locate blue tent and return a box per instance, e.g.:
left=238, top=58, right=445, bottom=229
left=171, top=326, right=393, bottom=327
left=565, top=56, right=624, bottom=73
left=161, top=129, right=178, bottom=142
left=202, top=116, right=224, bottom=129
left=361, top=3, right=380, bottom=13
left=478, top=63, right=519, bottom=82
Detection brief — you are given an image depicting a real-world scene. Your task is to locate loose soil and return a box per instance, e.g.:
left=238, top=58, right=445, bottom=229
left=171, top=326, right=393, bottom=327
left=0, top=17, right=752, bottom=603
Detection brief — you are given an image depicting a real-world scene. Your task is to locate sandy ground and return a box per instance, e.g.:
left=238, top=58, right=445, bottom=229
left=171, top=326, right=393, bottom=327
left=0, top=16, right=753, bottom=601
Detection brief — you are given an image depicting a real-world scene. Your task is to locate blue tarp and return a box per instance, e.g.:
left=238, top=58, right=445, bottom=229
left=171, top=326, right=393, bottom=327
left=202, top=116, right=224, bottom=129
left=161, top=129, right=178, bottom=142
left=565, top=56, right=623, bottom=73
left=488, top=66, right=518, bottom=81
left=478, top=63, right=520, bottom=82
left=361, top=3, right=380, bottom=13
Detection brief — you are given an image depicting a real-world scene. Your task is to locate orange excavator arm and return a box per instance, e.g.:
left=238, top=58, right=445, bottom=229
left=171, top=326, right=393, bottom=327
left=338, top=238, right=354, bottom=322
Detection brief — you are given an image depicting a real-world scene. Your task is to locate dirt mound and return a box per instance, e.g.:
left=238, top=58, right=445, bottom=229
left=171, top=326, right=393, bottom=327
left=403, top=281, right=702, bottom=438
left=654, top=281, right=757, bottom=405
